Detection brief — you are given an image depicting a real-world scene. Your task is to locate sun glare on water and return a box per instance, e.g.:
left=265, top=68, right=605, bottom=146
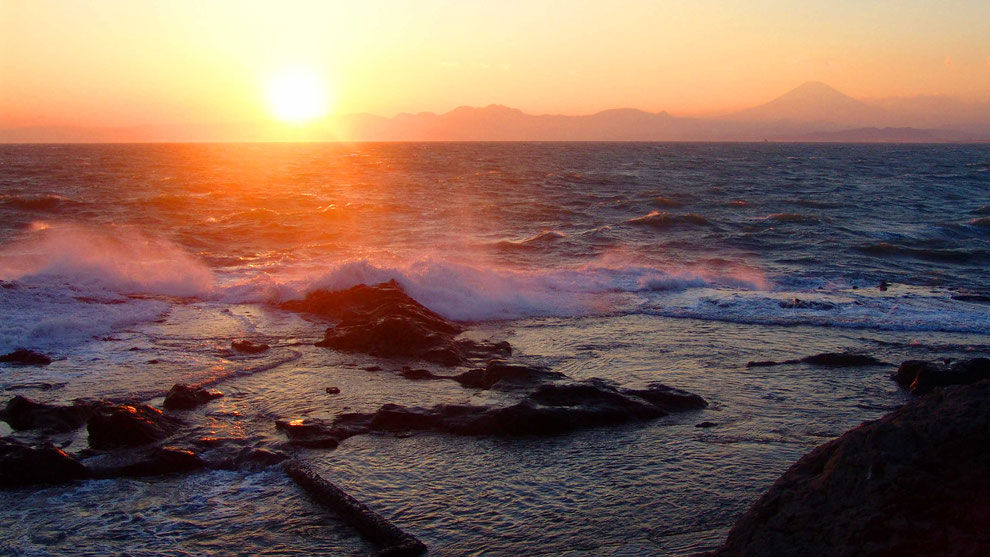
left=267, top=69, right=327, bottom=123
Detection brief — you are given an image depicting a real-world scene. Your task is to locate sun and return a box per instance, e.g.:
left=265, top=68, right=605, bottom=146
left=267, top=69, right=327, bottom=123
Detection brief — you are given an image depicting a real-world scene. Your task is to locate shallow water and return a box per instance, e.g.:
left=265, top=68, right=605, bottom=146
left=0, top=143, right=988, bottom=555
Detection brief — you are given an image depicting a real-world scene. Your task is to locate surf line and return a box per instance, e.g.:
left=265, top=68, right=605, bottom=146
left=284, top=460, right=427, bottom=556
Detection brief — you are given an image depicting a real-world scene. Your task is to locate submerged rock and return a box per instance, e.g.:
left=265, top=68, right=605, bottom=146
left=951, top=293, right=990, bottom=304
left=893, top=357, right=990, bottom=395
left=163, top=384, right=223, bottom=410
left=231, top=340, right=270, bottom=354
left=746, top=352, right=883, bottom=368
left=0, top=349, right=52, bottom=366
left=778, top=299, right=835, bottom=311
left=85, top=446, right=208, bottom=478
left=284, top=280, right=507, bottom=366
left=0, top=438, right=88, bottom=486
left=453, top=360, right=565, bottom=390
left=275, top=418, right=340, bottom=449
left=799, top=352, right=883, bottom=367
left=87, top=403, right=182, bottom=450
left=713, top=380, right=990, bottom=557
left=327, top=379, right=706, bottom=440
left=0, top=396, right=89, bottom=433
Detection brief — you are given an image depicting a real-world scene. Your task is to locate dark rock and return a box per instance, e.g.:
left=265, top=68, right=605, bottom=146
left=85, top=446, right=207, bottom=478
left=778, top=298, right=835, bottom=310
left=799, top=352, right=884, bottom=367
left=0, top=349, right=52, bottom=366
left=399, top=368, right=441, bottom=381
left=233, top=447, right=289, bottom=470
left=86, top=403, right=182, bottom=450
left=275, top=418, right=340, bottom=449
left=879, top=280, right=890, bottom=291
left=745, top=360, right=780, bottom=368
left=713, top=380, right=990, bottom=557
left=1, top=396, right=89, bottom=433
left=325, top=386, right=341, bottom=395
left=163, top=384, right=223, bottom=410
left=326, top=379, right=706, bottom=440
left=625, top=383, right=710, bottom=412
left=453, top=360, right=565, bottom=390
left=695, top=421, right=717, bottom=428
left=4, top=382, right=66, bottom=392
left=951, top=293, right=990, bottom=304
left=0, top=438, right=89, bottom=486
left=285, top=280, right=506, bottom=366
left=363, top=366, right=383, bottom=372
left=231, top=340, right=270, bottom=354
left=894, top=358, right=990, bottom=395
left=748, top=353, right=883, bottom=368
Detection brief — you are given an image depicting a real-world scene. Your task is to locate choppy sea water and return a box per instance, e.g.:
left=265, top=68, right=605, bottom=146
left=0, top=143, right=988, bottom=555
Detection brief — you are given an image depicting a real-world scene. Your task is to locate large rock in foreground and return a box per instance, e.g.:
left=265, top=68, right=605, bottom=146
left=713, top=380, right=990, bottom=556
left=282, top=280, right=509, bottom=366
left=893, top=357, right=990, bottom=395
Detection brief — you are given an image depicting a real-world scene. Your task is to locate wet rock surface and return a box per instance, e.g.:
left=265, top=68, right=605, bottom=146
left=275, top=418, right=340, bottom=449
left=713, top=380, right=990, bottom=557
left=231, top=340, right=270, bottom=354
left=87, top=403, right=182, bottom=450
left=0, top=438, right=89, bottom=486
left=893, top=357, right=990, bottom=395
left=0, top=349, right=52, bottom=366
left=84, top=446, right=208, bottom=478
left=1, top=395, right=89, bottom=433
left=162, top=384, right=223, bottom=410
left=301, top=379, right=707, bottom=441
left=746, top=352, right=884, bottom=368
left=452, top=360, right=566, bottom=390
left=283, top=280, right=510, bottom=366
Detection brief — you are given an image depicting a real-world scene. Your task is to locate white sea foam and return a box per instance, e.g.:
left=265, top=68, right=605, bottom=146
left=643, top=288, right=990, bottom=334
left=216, top=256, right=768, bottom=321
left=0, top=282, right=169, bottom=354
left=0, top=223, right=209, bottom=353
left=0, top=222, right=213, bottom=297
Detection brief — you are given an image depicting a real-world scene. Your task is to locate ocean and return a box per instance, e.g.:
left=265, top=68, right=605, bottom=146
left=1, top=142, right=988, bottom=555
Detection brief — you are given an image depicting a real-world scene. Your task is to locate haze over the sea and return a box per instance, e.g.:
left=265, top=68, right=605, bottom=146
left=2, top=0, right=989, bottom=142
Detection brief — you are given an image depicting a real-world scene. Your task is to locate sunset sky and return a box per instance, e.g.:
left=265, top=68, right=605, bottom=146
left=2, top=0, right=989, bottom=128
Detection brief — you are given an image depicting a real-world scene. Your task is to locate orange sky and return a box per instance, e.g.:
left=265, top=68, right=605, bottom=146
left=2, top=0, right=989, bottom=128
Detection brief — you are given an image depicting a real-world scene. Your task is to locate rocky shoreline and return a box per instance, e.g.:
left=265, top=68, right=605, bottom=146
left=2, top=280, right=987, bottom=556
left=712, top=358, right=990, bottom=556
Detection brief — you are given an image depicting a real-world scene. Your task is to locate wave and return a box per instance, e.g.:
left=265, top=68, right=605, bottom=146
left=626, top=211, right=710, bottom=228
left=0, top=222, right=213, bottom=297
left=217, top=257, right=766, bottom=322
left=970, top=217, right=990, bottom=229
left=0, top=194, right=80, bottom=212
left=642, top=290, right=990, bottom=335
left=857, top=242, right=985, bottom=264
left=0, top=280, right=169, bottom=354
left=493, top=230, right=567, bottom=252
left=764, top=213, right=821, bottom=224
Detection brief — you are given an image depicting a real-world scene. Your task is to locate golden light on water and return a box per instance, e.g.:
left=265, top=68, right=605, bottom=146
left=267, top=68, right=328, bottom=123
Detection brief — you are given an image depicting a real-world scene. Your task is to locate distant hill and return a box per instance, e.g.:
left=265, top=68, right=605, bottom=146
left=726, top=81, right=889, bottom=127
left=2, top=82, right=988, bottom=143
